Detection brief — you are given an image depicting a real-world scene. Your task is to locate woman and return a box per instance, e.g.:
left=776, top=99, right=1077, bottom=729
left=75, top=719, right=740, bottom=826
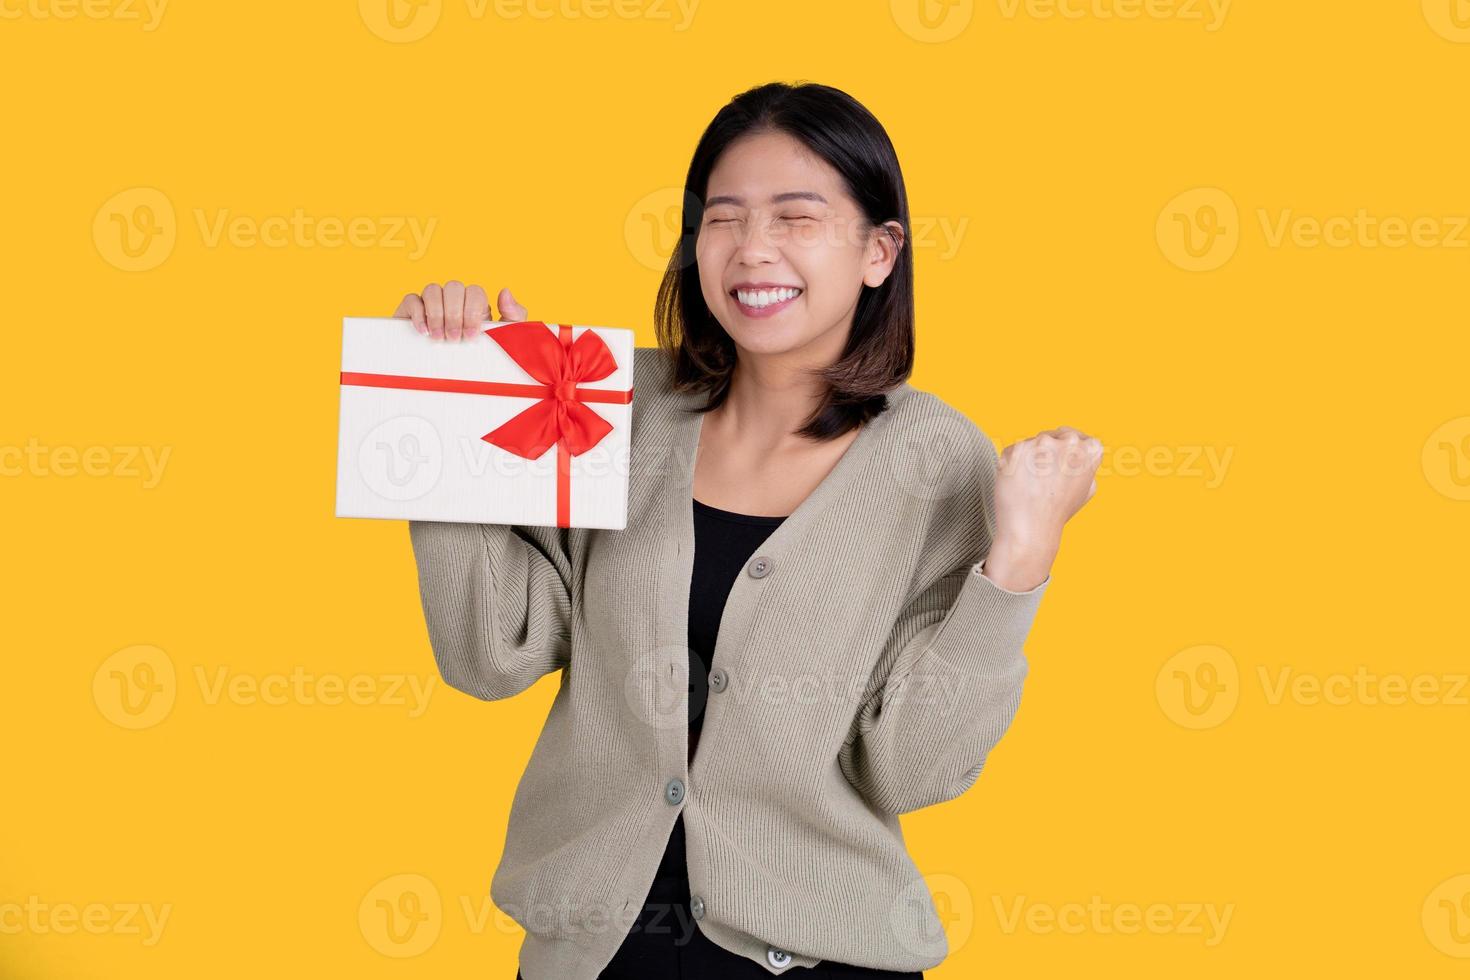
left=397, top=82, right=1100, bottom=980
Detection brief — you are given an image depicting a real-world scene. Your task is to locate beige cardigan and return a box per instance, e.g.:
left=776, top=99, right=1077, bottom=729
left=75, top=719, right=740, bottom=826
left=408, top=345, right=1050, bottom=978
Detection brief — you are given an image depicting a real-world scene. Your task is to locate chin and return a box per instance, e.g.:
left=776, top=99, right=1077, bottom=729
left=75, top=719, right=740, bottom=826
left=721, top=320, right=812, bottom=356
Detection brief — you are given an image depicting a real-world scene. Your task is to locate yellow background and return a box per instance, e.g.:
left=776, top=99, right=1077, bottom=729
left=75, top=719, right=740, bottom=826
left=4, top=0, right=1469, bottom=976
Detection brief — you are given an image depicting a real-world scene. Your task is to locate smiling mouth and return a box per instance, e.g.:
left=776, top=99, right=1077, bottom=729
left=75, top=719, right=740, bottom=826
left=730, top=286, right=803, bottom=314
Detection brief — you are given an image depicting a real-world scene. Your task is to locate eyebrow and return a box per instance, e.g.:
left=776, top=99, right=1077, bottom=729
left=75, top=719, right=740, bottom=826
left=703, top=191, right=829, bottom=208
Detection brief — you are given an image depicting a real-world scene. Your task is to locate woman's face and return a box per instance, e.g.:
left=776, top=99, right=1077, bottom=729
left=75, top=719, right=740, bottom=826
left=695, top=129, right=902, bottom=362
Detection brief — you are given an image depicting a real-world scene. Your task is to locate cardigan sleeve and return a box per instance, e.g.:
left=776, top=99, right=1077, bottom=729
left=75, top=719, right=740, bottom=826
left=838, top=564, right=1047, bottom=815
left=407, top=520, right=572, bottom=701
left=837, top=429, right=1050, bottom=816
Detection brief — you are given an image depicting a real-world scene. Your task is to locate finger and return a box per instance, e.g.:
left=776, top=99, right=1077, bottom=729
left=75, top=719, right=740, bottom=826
left=1071, top=444, right=1103, bottom=477
left=1071, top=435, right=1103, bottom=475
left=395, top=293, right=428, bottom=336
left=443, top=280, right=466, bottom=341
left=1037, top=426, right=1085, bottom=446
left=464, top=284, right=490, bottom=339
left=497, top=287, right=529, bottom=322
left=1040, top=428, right=1093, bottom=475
left=423, top=283, right=445, bottom=340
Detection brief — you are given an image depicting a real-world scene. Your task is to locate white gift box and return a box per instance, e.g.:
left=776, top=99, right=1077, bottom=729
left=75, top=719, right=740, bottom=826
left=335, top=317, right=636, bottom=529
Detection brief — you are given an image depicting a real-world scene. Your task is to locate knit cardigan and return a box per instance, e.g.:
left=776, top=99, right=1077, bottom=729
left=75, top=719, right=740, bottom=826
left=407, top=345, right=1050, bottom=979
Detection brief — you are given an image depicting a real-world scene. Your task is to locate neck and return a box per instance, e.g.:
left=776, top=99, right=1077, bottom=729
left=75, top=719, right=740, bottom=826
left=715, top=311, right=854, bottom=447
left=715, top=355, right=828, bottom=451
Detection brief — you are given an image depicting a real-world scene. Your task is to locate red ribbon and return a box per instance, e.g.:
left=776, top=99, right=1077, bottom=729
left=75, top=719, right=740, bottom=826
left=341, top=320, right=634, bottom=527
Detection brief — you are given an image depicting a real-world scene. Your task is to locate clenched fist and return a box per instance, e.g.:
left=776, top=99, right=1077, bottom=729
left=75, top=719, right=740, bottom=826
left=983, top=426, right=1102, bottom=593
left=392, top=281, right=527, bottom=341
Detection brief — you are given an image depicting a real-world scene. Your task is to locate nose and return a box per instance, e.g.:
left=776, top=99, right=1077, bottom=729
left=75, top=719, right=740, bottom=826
left=732, top=212, right=781, bottom=266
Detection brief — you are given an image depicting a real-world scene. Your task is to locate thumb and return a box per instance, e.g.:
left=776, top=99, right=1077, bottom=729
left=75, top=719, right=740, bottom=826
left=497, top=287, right=529, bottom=322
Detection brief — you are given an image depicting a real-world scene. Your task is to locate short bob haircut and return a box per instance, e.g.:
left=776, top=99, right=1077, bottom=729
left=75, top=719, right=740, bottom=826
left=654, top=81, right=916, bottom=442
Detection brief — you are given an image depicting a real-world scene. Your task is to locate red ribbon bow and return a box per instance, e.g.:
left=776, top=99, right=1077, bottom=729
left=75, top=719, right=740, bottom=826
left=480, top=320, right=625, bottom=460
left=340, top=320, right=634, bottom=527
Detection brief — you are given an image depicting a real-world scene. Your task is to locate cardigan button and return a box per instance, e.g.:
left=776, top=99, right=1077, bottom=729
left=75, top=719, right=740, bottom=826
left=708, top=668, right=727, bottom=693
left=747, top=555, right=773, bottom=578
left=690, top=894, right=705, bottom=919
left=664, top=778, right=685, bottom=806
left=766, top=946, right=792, bottom=968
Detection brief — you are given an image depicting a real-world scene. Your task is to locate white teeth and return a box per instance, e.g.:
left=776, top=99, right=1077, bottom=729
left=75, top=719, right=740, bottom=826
left=736, top=287, right=801, bottom=309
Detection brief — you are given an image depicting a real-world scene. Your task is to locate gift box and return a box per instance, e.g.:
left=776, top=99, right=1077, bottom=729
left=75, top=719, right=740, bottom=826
left=335, top=317, right=636, bottom=529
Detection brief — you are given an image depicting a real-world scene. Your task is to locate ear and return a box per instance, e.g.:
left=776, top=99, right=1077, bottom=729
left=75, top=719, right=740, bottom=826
left=862, top=220, right=906, bottom=288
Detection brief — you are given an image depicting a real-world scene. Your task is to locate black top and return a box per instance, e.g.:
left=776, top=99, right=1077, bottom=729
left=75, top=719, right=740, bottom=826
left=653, top=496, right=785, bottom=882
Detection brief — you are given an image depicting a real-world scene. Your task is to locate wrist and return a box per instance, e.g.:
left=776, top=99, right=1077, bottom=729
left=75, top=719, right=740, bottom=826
left=992, top=525, right=1060, bottom=563
left=982, top=532, right=1057, bottom=593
